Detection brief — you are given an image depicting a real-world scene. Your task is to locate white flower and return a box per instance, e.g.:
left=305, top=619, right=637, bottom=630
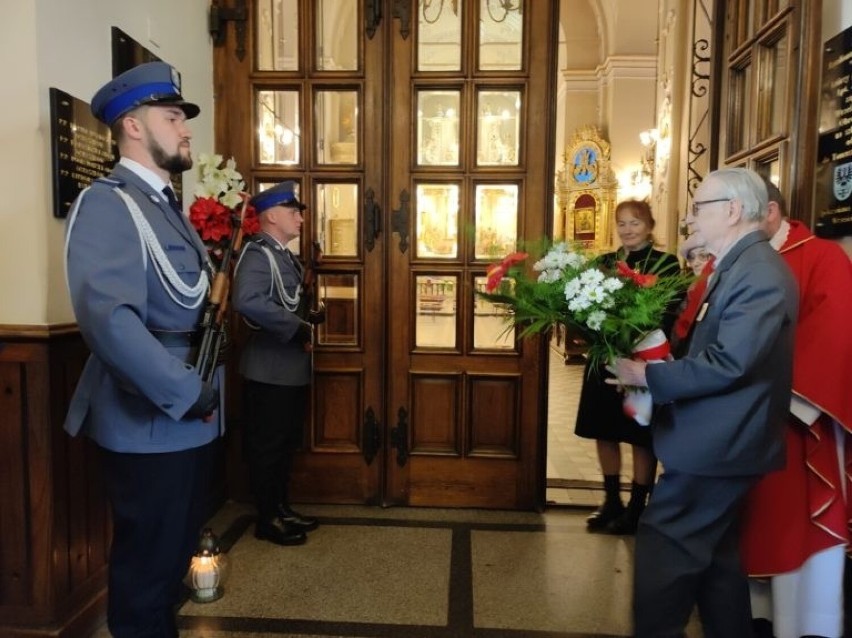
left=585, top=285, right=609, bottom=304
left=586, top=310, right=607, bottom=330
left=564, top=278, right=582, bottom=299
left=537, top=269, right=562, bottom=284
left=602, top=277, right=624, bottom=292
left=193, top=153, right=245, bottom=208
left=579, top=268, right=605, bottom=286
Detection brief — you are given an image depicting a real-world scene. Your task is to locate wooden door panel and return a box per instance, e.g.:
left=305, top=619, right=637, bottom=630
left=410, top=373, right=463, bottom=455
left=216, top=0, right=554, bottom=510
left=312, top=369, right=363, bottom=450
left=467, top=374, right=521, bottom=457
left=215, top=0, right=385, bottom=505
left=385, top=0, right=556, bottom=509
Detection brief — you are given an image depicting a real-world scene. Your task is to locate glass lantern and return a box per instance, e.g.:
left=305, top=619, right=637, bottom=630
left=186, top=528, right=229, bottom=603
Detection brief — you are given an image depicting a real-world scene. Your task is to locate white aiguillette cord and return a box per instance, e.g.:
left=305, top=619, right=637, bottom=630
left=64, top=186, right=209, bottom=310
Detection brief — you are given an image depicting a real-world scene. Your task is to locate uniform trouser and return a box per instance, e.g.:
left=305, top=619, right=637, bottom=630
left=242, top=379, right=308, bottom=519
left=101, top=442, right=216, bottom=638
left=634, top=471, right=758, bottom=638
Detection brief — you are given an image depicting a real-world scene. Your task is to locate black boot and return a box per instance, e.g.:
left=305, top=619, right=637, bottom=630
left=254, top=515, right=308, bottom=546
left=587, top=475, right=624, bottom=531
left=605, top=481, right=649, bottom=535
left=751, top=618, right=773, bottom=638
left=278, top=503, right=319, bottom=532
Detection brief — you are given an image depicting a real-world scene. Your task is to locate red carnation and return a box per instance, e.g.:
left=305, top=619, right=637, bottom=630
left=486, top=252, right=529, bottom=292
left=616, top=260, right=658, bottom=287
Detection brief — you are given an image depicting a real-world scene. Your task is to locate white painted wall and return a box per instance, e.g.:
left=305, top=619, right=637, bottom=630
left=823, top=0, right=852, bottom=40
left=0, top=0, right=213, bottom=326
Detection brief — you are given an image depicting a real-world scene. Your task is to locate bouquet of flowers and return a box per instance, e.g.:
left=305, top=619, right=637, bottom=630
left=479, top=242, right=692, bottom=424
left=188, top=153, right=261, bottom=269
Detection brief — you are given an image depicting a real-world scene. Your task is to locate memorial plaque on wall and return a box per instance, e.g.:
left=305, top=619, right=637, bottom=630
left=815, top=25, right=852, bottom=238
left=49, top=88, right=116, bottom=218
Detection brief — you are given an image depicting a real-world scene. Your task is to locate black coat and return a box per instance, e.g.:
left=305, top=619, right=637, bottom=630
left=573, top=245, right=680, bottom=447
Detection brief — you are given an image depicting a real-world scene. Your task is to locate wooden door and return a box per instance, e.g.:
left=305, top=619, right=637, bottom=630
left=214, top=0, right=556, bottom=509
left=384, top=0, right=556, bottom=508
left=712, top=0, right=821, bottom=217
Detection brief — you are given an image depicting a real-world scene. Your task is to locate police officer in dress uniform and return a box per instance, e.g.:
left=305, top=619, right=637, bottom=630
left=64, top=62, right=222, bottom=637
left=232, top=182, right=323, bottom=546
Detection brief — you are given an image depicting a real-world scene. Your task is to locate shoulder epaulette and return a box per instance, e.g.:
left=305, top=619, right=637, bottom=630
left=93, top=176, right=125, bottom=187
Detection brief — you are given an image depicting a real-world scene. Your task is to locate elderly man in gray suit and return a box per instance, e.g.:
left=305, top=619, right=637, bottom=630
left=608, top=168, right=798, bottom=638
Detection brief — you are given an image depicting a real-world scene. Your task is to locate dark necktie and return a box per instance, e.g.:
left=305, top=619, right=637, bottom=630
left=162, top=186, right=181, bottom=214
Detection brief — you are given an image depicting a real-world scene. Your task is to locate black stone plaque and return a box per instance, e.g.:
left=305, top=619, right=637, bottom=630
left=49, top=88, right=117, bottom=218
left=815, top=26, right=852, bottom=238
left=111, top=26, right=160, bottom=77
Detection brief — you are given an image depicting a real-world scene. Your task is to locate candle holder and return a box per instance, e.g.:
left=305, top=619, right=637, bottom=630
left=186, top=528, right=230, bottom=603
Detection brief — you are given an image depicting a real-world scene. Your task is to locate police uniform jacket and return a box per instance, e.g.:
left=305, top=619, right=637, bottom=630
left=232, top=233, right=311, bottom=386
left=64, top=161, right=223, bottom=453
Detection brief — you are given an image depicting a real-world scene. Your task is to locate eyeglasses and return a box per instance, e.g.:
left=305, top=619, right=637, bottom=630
left=691, top=198, right=731, bottom=216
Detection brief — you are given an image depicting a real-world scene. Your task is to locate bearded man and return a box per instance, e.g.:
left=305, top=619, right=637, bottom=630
left=64, top=62, right=222, bottom=638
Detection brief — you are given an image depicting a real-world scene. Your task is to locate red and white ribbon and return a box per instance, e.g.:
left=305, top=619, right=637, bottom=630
left=622, top=329, right=669, bottom=426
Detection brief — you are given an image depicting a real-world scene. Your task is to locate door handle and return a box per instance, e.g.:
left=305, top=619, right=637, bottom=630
left=391, top=189, right=410, bottom=254
left=364, top=187, right=382, bottom=252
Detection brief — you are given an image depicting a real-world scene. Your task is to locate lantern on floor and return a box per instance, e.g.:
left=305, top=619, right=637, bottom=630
left=187, top=528, right=229, bottom=603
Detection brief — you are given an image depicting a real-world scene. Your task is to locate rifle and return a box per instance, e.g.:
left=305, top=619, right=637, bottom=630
left=298, top=239, right=325, bottom=322
left=195, top=194, right=248, bottom=382
left=295, top=239, right=325, bottom=352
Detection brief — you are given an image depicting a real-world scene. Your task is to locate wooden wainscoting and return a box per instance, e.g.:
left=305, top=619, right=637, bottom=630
left=0, top=326, right=107, bottom=638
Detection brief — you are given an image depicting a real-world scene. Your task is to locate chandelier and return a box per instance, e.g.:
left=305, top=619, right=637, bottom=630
left=420, top=0, right=522, bottom=25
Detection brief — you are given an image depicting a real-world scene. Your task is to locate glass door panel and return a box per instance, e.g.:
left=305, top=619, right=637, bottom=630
left=257, top=89, right=301, bottom=165
left=478, top=0, right=524, bottom=71
left=417, top=0, right=463, bottom=72
left=314, top=89, right=359, bottom=165
left=415, top=183, right=460, bottom=259
left=472, top=275, right=515, bottom=350
left=315, top=182, right=359, bottom=258
left=415, top=274, right=458, bottom=348
left=316, top=0, right=358, bottom=71
left=417, top=90, right=461, bottom=166
left=256, top=0, right=299, bottom=71
left=476, top=90, right=521, bottom=166
left=474, top=183, right=518, bottom=259
left=316, top=273, right=359, bottom=346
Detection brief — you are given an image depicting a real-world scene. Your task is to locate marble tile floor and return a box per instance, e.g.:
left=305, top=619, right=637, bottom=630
left=89, top=500, right=704, bottom=638
left=88, top=346, right=658, bottom=638
left=545, top=345, right=634, bottom=508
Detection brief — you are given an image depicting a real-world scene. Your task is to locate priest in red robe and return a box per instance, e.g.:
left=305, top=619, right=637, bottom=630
left=739, top=180, right=852, bottom=638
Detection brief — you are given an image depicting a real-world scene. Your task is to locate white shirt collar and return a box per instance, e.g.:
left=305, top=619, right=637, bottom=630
left=769, top=219, right=790, bottom=251
left=119, top=157, right=172, bottom=194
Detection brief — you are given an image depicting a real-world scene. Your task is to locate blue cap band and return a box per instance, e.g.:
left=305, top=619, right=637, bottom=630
left=101, top=81, right=181, bottom=124
left=251, top=188, right=304, bottom=213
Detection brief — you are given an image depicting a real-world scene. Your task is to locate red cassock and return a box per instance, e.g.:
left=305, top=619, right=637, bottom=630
left=739, top=221, right=852, bottom=575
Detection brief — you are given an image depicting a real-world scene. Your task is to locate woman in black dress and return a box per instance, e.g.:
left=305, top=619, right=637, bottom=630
left=575, top=200, right=680, bottom=535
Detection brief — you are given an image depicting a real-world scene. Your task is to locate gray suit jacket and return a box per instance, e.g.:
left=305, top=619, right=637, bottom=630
left=64, top=163, right=223, bottom=453
left=646, top=230, right=798, bottom=476
left=232, top=235, right=311, bottom=386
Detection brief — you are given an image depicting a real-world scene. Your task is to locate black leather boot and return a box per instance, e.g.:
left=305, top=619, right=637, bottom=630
left=587, top=474, right=624, bottom=531
left=605, top=481, right=649, bottom=535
